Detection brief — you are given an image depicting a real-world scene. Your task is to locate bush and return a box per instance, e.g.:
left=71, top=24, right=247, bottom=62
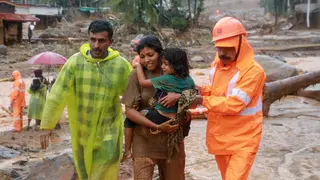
left=170, top=17, right=188, bottom=32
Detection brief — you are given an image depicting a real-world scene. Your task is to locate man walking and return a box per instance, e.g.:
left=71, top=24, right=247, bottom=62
left=194, top=17, right=266, bottom=180
left=39, top=20, right=131, bottom=180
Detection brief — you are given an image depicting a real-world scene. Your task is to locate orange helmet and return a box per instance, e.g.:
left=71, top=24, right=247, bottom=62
left=212, top=17, right=247, bottom=42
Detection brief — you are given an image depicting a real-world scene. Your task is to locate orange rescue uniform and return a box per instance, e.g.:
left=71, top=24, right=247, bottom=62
left=10, top=71, right=26, bottom=132
left=200, top=35, right=266, bottom=180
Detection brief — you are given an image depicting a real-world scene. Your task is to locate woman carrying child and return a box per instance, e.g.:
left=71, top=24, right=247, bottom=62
left=122, top=35, right=195, bottom=180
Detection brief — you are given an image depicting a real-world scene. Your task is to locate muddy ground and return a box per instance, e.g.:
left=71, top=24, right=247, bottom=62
left=0, top=63, right=319, bottom=180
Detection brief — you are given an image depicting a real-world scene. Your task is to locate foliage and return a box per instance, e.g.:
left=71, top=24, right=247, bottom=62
left=101, top=0, right=205, bottom=31
left=170, top=17, right=188, bottom=32
left=107, top=0, right=158, bottom=26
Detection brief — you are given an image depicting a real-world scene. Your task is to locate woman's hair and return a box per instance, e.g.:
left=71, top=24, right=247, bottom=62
left=136, top=35, right=163, bottom=55
left=162, top=48, right=190, bottom=78
left=34, top=69, right=43, bottom=78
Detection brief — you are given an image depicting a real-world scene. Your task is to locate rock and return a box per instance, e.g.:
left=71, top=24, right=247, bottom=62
left=195, top=72, right=205, bottom=76
left=160, top=28, right=175, bottom=37
left=191, top=56, right=205, bottom=62
left=0, top=45, right=7, bottom=56
left=74, top=22, right=90, bottom=28
left=10, top=170, right=20, bottom=179
left=12, top=159, right=28, bottom=166
left=80, top=27, right=88, bottom=33
left=26, top=154, right=76, bottom=180
left=28, top=147, right=41, bottom=153
left=311, top=37, right=320, bottom=43
left=312, top=146, right=320, bottom=153
left=274, top=56, right=286, bottom=63
left=0, top=170, right=11, bottom=180
left=292, top=52, right=302, bottom=57
left=0, top=145, right=20, bottom=159
left=117, top=24, right=138, bottom=35
left=254, top=55, right=298, bottom=82
left=280, top=22, right=294, bottom=31
left=0, top=169, right=21, bottom=180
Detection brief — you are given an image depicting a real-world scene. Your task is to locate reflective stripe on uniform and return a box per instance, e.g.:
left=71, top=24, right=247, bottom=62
left=226, top=71, right=262, bottom=115
left=227, top=71, right=240, bottom=96
left=209, top=65, right=217, bottom=85
left=231, top=88, right=251, bottom=105
left=13, top=87, right=25, bottom=92
left=239, top=96, right=262, bottom=115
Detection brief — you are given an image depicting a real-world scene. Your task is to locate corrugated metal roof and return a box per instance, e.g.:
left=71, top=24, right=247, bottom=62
left=0, top=13, right=40, bottom=22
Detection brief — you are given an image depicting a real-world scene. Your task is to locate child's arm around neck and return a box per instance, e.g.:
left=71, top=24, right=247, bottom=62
left=135, top=63, right=153, bottom=87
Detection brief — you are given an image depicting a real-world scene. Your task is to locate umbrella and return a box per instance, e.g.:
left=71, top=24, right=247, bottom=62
left=27, top=51, right=67, bottom=65
left=27, top=52, right=67, bottom=85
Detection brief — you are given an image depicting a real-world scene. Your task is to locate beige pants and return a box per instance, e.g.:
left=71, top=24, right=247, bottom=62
left=133, top=143, right=185, bottom=180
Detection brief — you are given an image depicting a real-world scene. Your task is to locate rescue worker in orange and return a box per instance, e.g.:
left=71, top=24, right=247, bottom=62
left=10, top=70, right=26, bottom=132
left=193, top=17, right=266, bottom=179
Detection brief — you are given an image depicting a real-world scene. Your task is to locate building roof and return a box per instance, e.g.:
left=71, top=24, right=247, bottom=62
left=0, top=13, right=40, bottom=22
left=0, top=0, right=29, bottom=7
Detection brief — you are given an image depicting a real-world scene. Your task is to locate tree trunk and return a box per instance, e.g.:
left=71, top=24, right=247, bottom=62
left=159, top=0, right=164, bottom=26
left=296, top=90, right=320, bottom=101
left=194, top=0, right=204, bottom=25
left=188, top=0, right=192, bottom=19
left=274, top=0, right=279, bottom=26
left=263, top=71, right=320, bottom=116
left=193, top=0, right=197, bottom=24
left=138, top=0, right=143, bottom=25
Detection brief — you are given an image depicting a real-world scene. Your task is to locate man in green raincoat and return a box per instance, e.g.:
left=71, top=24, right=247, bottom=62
left=39, top=20, right=132, bottom=180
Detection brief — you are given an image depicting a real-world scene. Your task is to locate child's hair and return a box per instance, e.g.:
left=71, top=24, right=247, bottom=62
left=162, top=48, right=190, bottom=78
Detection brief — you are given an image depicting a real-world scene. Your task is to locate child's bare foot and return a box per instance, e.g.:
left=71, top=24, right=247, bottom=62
left=121, top=152, right=132, bottom=162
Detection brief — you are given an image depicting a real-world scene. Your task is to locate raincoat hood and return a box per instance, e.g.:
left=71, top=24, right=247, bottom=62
left=80, top=43, right=120, bottom=63
left=214, top=35, right=254, bottom=71
left=12, top=70, right=21, bottom=80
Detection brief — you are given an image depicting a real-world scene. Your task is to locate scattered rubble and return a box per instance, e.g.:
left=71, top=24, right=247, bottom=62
left=191, top=56, right=205, bottom=62
left=26, top=154, right=75, bottom=180
left=0, top=45, right=7, bottom=56
left=0, top=169, right=20, bottom=180
left=0, top=146, right=20, bottom=159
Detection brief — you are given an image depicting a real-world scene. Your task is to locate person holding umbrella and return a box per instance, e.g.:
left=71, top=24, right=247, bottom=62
left=39, top=20, right=132, bottom=180
left=27, top=69, right=47, bottom=130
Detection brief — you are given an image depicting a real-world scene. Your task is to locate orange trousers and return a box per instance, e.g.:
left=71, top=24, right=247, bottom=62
left=215, top=152, right=257, bottom=180
left=13, top=105, right=23, bottom=132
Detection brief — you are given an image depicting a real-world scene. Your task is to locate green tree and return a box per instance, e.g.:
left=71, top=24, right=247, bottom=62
left=194, top=0, right=204, bottom=25
left=107, top=0, right=158, bottom=26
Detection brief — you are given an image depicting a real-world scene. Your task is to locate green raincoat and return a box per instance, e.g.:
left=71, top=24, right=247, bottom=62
left=27, top=83, right=47, bottom=120
left=40, top=43, right=132, bottom=180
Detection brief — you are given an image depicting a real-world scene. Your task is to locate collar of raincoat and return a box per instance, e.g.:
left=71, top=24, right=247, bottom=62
left=214, top=35, right=255, bottom=71
left=12, top=70, right=21, bottom=80
left=80, top=43, right=120, bottom=63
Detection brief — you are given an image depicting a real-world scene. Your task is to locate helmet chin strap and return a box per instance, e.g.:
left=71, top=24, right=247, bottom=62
left=233, top=35, right=242, bottom=62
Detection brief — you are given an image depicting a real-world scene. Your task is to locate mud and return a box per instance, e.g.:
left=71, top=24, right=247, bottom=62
left=0, top=64, right=318, bottom=179
left=0, top=0, right=319, bottom=179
